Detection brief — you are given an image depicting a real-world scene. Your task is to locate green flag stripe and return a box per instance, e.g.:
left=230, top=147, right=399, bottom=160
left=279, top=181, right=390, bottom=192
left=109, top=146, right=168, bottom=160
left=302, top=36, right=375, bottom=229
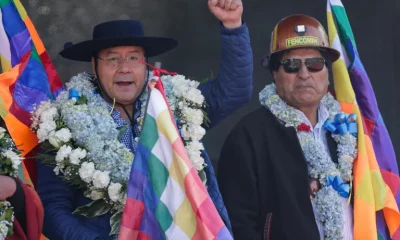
left=0, top=0, right=11, bottom=8
left=31, top=46, right=42, bottom=63
left=331, top=5, right=356, bottom=61
left=141, top=114, right=159, bottom=150
left=155, top=201, right=173, bottom=233
left=148, top=152, right=169, bottom=198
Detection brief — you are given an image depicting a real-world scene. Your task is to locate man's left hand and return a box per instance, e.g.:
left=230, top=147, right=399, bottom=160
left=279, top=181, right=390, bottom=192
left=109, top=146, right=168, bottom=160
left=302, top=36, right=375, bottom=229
left=208, top=0, right=243, bottom=29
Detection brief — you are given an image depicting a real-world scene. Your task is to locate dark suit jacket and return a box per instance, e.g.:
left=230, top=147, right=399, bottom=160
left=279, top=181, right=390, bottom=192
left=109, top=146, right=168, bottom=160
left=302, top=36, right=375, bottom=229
left=218, top=107, right=339, bottom=240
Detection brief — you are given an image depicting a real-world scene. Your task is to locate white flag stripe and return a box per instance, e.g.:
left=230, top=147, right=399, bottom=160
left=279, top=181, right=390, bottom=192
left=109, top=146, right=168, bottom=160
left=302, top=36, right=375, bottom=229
left=151, top=132, right=174, bottom=169
left=160, top=177, right=186, bottom=216
left=0, top=10, right=11, bottom=63
left=147, top=88, right=168, bottom=119
left=165, top=222, right=191, bottom=240
left=329, top=0, right=344, bottom=7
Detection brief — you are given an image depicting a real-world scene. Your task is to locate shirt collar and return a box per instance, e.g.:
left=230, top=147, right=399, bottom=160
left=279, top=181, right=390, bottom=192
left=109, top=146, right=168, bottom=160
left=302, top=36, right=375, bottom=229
left=294, top=102, right=329, bottom=130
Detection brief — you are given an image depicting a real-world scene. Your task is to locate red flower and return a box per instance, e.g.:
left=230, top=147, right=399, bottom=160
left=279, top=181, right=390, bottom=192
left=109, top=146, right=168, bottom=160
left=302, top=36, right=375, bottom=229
left=297, top=123, right=311, bottom=132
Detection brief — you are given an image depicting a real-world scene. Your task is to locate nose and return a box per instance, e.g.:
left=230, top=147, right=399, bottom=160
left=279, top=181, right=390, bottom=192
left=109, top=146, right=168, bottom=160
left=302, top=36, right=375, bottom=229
left=117, top=60, right=132, bottom=73
left=297, top=62, right=311, bottom=80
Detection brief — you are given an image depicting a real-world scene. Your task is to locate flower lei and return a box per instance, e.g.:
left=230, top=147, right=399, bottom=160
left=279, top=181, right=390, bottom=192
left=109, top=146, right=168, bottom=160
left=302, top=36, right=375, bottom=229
left=161, top=74, right=208, bottom=180
left=259, top=84, right=357, bottom=240
left=0, top=127, right=23, bottom=239
left=31, top=72, right=208, bottom=234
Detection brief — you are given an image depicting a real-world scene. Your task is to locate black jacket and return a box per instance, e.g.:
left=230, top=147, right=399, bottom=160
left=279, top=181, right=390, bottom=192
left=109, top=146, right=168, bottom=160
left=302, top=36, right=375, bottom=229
left=218, top=107, right=338, bottom=240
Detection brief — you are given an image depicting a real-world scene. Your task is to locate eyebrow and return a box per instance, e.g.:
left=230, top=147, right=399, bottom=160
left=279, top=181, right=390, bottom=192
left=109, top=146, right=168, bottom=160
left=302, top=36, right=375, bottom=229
left=105, top=50, right=142, bottom=54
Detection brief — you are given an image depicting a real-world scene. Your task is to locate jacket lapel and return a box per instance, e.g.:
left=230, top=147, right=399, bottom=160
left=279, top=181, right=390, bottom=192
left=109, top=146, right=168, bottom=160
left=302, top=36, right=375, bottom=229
left=326, top=132, right=338, bottom=164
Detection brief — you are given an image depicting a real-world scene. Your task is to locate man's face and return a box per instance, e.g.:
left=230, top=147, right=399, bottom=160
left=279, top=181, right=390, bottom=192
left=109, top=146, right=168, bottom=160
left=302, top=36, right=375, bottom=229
left=273, top=48, right=329, bottom=109
left=92, top=46, right=146, bottom=105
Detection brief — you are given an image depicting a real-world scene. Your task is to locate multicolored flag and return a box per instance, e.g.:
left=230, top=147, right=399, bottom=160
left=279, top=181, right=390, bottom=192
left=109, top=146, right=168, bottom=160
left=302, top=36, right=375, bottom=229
left=118, top=79, right=232, bottom=239
left=327, top=0, right=400, bottom=239
left=0, top=0, right=64, bottom=184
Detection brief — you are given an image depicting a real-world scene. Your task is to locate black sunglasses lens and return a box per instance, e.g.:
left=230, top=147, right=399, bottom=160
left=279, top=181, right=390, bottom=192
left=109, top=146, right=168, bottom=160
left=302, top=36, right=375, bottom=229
left=305, top=58, right=325, bottom=72
left=282, top=59, right=302, bottom=73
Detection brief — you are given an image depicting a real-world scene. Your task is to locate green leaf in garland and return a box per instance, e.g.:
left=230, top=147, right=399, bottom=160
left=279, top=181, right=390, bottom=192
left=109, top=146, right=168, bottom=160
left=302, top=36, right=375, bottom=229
left=117, top=125, right=128, bottom=140
left=4, top=208, right=13, bottom=221
left=198, top=169, right=207, bottom=186
left=76, top=95, right=88, bottom=105
left=7, top=223, right=13, bottom=237
left=73, top=199, right=111, bottom=218
left=109, top=211, right=122, bottom=235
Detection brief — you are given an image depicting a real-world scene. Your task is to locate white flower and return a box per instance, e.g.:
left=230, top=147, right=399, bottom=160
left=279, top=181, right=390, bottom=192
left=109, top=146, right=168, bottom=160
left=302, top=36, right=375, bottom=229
left=108, top=182, right=122, bottom=202
left=92, top=170, right=110, bottom=189
left=38, top=121, right=57, bottom=140
left=0, top=220, right=9, bottom=237
left=181, top=107, right=203, bottom=125
left=37, top=121, right=57, bottom=142
left=53, top=166, right=61, bottom=175
left=79, top=162, right=95, bottom=183
left=55, top=145, right=72, bottom=163
left=89, top=190, right=105, bottom=200
left=37, top=128, right=49, bottom=143
left=181, top=125, right=206, bottom=141
left=186, top=141, right=204, bottom=152
left=189, top=154, right=205, bottom=171
left=31, top=101, right=53, bottom=130
left=40, top=107, right=58, bottom=122
left=2, top=150, right=23, bottom=173
left=48, top=131, right=62, bottom=148
left=55, top=128, right=72, bottom=143
left=0, top=127, right=6, bottom=134
left=186, top=141, right=205, bottom=171
left=69, top=148, right=87, bottom=165
left=184, top=88, right=204, bottom=105
left=0, top=127, right=5, bottom=139
left=66, top=72, right=96, bottom=93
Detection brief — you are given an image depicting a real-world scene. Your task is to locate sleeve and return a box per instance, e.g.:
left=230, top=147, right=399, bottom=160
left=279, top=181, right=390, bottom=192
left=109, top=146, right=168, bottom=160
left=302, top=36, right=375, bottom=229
left=36, top=160, right=105, bottom=240
left=18, top=178, right=43, bottom=240
left=199, top=22, right=253, bottom=128
left=7, top=177, right=27, bottom=233
left=217, top=123, right=263, bottom=240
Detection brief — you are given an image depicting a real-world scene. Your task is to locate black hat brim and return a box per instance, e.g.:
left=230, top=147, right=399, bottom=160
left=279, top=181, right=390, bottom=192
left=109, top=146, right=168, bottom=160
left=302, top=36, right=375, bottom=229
left=59, top=36, right=178, bottom=62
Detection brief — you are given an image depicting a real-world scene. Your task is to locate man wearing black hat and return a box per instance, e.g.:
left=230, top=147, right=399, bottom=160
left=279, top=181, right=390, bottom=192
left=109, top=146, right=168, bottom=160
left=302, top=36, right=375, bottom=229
left=36, top=0, right=252, bottom=239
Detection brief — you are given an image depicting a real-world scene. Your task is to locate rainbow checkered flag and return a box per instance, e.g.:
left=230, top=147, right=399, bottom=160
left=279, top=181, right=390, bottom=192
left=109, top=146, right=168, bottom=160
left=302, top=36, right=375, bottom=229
left=118, top=80, right=232, bottom=239
left=0, top=0, right=64, bottom=185
left=327, top=0, right=400, bottom=239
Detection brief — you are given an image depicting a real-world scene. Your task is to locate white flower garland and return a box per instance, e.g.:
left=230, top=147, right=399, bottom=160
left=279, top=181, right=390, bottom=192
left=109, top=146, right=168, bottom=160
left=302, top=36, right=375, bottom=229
left=0, top=127, right=23, bottom=240
left=31, top=72, right=208, bottom=234
left=161, top=74, right=207, bottom=172
left=259, top=84, right=357, bottom=240
left=31, top=73, right=132, bottom=215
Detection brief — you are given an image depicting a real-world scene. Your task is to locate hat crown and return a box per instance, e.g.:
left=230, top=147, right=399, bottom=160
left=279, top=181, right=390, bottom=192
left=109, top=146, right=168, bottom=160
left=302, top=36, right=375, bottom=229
left=92, top=20, right=145, bottom=40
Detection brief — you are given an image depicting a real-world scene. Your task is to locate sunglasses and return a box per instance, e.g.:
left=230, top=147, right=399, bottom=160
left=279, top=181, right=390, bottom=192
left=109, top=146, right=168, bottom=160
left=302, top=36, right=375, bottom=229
left=279, top=57, right=326, bottom=73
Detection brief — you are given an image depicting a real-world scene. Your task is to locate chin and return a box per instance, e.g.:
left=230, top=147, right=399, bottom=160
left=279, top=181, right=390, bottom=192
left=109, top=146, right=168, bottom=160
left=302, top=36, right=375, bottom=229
left=295, top=97, right=319, bottom=106
left=114, top=97, right=136, bottom=105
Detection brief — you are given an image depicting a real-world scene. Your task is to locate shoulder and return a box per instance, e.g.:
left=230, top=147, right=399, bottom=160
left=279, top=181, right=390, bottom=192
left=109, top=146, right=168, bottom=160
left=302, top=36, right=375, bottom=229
left=225, top=106, right=290, bottom=149
left=235, top=107, right=277, bottom=131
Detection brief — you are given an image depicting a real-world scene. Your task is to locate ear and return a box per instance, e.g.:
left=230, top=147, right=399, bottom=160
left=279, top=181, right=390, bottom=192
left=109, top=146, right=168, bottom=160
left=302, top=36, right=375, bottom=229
left=272, top=70, right=278, bottom=80
left=91, top=57, right=97, bottom=78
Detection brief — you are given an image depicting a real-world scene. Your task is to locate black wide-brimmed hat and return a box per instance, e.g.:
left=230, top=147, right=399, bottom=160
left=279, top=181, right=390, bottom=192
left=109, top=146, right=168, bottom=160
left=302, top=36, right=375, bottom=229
left=59, top=20, right=178, bottom=62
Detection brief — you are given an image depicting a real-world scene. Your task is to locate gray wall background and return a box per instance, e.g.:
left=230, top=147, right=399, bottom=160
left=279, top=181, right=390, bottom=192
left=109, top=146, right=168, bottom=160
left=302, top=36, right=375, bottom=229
left=22, top=0, right=400, bottom=168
